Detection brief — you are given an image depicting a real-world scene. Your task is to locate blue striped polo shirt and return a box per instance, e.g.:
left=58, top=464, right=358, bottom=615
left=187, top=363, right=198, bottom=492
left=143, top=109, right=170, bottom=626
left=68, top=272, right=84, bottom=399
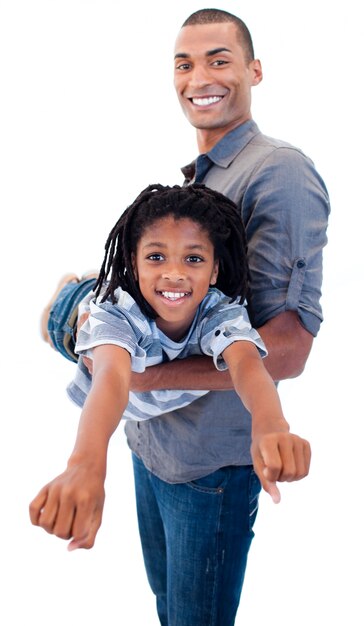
left=67, top=286, right=266, bottom=421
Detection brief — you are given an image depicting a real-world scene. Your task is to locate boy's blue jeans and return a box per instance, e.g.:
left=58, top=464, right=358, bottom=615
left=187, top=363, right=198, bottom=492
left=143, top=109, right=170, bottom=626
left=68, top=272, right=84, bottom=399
left=132, top=453, right=261, bottom=626
left=47, top=278, right=97, bottom=362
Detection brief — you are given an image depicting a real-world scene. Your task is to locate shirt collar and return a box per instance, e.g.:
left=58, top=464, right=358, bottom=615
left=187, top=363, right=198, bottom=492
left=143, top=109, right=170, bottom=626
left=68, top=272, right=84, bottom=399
left=181, top=120, right=260, bottom=183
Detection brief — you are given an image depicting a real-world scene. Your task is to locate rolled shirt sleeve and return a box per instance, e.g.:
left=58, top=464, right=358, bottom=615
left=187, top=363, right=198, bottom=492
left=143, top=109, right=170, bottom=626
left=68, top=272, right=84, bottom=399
left=242, top=146, right=330, bottom=335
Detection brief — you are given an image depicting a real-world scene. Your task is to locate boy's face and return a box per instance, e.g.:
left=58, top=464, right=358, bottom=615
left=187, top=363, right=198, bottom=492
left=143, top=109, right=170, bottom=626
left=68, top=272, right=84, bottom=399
left=133, top=216, right=218, bottom=341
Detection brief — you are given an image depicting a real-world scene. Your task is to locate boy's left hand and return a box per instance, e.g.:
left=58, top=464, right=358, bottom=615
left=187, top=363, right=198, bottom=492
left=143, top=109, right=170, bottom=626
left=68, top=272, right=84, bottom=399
left=29, top=463, right=105, bottom=550
left=251, top=432, right=311, bottom=503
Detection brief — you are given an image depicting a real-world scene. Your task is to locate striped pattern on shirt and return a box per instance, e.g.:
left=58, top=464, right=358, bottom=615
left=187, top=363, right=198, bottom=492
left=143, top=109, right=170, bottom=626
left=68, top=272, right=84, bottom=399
left=67, top=287, right=266, bottom=421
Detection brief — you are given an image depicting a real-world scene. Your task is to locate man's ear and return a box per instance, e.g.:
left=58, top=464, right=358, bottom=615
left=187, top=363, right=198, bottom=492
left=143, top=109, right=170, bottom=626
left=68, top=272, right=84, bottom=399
left=131, top=253, right=138, bottom=280
left=249, top=58, right=263, bottom=86
left=210, top=259, right=219, bottom=285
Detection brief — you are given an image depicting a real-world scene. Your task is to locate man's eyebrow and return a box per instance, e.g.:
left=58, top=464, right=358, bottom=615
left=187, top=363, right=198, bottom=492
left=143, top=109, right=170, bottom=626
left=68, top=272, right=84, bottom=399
left=206, top=47, right=232, bottom=57
left=174, top=47, right=232, bottom=60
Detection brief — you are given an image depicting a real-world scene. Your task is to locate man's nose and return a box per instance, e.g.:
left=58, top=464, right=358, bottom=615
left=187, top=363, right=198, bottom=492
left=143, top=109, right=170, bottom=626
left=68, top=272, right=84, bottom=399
left=188, top=64, right=212, bottom=89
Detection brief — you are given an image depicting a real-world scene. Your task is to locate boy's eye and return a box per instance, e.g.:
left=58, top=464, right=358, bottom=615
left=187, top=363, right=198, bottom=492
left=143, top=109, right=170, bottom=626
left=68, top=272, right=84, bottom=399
left=147, top=253, right=164, bottom=261
left=186, top=255, right=203, bottom=263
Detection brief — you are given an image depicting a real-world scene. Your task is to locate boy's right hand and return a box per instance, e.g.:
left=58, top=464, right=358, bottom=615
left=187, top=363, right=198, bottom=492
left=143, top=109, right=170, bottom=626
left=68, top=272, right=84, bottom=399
left=29, top=462, right=105, bottom=550
left=251, top=430, right=311, bottom=504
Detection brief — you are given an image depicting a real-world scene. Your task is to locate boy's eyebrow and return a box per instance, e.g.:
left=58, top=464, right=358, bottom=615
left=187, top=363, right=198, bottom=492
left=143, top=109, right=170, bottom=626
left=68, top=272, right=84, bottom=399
left=174, top=47, right=232, bottom=60
left=142, top=242, right=209, bottom=251
left=143, top=242, right=167, bottom=248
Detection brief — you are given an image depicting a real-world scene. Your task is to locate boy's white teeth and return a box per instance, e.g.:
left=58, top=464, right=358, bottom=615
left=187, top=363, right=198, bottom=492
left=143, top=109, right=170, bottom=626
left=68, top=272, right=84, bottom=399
left=161, top=291, right=188, bottom=300
left=192, top=96, right=222, bottom=106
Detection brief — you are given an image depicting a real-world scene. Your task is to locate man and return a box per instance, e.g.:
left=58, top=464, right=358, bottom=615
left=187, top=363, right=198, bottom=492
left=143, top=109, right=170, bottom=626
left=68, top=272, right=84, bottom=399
left=34, top=9, right=330, bottom=626
left=125, top=11, right=329, bottom=624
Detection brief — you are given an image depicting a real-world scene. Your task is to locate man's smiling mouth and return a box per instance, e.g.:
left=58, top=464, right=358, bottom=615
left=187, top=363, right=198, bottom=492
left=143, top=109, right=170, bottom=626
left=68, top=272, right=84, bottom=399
left=191, top=96, right=223, bottom=106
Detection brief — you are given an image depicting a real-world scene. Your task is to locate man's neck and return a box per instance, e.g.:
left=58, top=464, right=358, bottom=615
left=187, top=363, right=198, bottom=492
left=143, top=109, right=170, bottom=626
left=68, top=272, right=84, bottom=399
left=196, top=129, right=224, bottom=154
left=196, top=116, right=251, bottom=154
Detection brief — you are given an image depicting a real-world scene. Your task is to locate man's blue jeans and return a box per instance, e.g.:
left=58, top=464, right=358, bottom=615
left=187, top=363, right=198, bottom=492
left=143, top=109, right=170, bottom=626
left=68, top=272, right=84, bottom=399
left=132, top=453, right=261, bottom=626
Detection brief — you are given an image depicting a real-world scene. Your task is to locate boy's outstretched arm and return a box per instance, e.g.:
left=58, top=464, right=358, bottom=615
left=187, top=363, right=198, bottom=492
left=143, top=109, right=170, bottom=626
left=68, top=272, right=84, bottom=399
left=29, top=344, right=131, bottom=550
left=222, top=341, right=311, bottom=503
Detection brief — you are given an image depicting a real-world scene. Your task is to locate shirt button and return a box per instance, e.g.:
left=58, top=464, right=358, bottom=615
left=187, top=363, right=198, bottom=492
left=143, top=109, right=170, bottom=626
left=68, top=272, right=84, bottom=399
left=296, top=259, right=306, bottom=268
left=215, top=330, right=221, bottom=336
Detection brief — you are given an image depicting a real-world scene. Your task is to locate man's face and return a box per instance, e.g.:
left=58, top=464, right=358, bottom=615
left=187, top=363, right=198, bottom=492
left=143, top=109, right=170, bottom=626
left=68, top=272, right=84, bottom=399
left=174, top=22, right=262, bottom=149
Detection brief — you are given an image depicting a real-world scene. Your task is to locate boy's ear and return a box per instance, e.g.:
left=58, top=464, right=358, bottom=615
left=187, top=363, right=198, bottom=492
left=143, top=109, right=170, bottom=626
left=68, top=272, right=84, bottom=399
left=210, top=259, right=219, bottom=285
left=131, top=253, right=138, bottom=280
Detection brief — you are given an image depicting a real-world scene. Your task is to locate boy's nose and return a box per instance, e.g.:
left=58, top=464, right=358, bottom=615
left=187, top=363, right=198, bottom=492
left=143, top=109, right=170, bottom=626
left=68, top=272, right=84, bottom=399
left=161, top=265, right=186, bottom=281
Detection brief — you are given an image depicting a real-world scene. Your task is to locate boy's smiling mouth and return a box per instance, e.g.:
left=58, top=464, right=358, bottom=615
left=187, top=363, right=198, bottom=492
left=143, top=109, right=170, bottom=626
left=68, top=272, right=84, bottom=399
left=157, top=290, right=192, bottom=301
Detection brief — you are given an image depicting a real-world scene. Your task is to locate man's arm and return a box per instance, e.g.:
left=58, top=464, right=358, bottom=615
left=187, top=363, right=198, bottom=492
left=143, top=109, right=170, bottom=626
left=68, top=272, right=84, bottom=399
left=256, top=310, right=313, bottom=381
left=129, top=310, right=312, bottom=392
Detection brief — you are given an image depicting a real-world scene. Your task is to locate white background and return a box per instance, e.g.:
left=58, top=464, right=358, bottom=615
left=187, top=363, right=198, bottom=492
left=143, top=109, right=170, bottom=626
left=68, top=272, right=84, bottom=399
left=1, top=0, right=363, bottom=624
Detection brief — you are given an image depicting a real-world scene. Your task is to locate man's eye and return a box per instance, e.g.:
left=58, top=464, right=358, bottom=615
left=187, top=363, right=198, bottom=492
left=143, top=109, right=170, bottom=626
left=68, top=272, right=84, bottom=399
left=175, top=62, right=191, bottom=71
left=212, top=59, right=228, bottom=66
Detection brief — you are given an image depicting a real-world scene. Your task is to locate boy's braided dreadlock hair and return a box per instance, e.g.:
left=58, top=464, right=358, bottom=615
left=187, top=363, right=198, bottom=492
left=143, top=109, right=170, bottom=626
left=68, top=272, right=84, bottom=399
left=94, top=183, right=249, bottom=319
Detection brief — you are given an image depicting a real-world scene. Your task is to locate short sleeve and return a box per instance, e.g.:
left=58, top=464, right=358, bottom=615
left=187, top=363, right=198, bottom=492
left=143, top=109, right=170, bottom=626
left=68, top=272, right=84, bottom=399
left=75, top=297, right=149, bottom=373
left=199, top=295, right=267, bottom=370
left=243, top=147, right=330, bottom=336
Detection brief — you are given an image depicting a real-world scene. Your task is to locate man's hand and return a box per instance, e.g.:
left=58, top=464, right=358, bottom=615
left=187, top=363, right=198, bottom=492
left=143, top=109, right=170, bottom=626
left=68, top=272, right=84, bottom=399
left=251, top=431, right=311, bottom=503
left=77, top=312, right=94, bottom=374
left=77, top=312, right=90, bottom=336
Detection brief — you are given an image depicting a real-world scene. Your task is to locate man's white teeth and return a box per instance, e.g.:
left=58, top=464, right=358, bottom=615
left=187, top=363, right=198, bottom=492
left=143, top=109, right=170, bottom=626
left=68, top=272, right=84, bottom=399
left=161, top=291, right=188, bottom=300
left=192, top=96, right=222, bottom=106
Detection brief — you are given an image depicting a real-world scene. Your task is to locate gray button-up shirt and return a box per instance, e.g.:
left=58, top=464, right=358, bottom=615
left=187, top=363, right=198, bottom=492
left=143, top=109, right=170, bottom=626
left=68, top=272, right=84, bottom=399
left=125, top=120, right=330, bottom=483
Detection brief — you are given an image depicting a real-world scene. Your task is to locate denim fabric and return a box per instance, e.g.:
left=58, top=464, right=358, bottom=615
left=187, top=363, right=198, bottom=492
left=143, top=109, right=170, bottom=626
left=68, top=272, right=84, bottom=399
left=47, top=278, right=97, bottom=362
left=132, top=453, right=261, bottom=626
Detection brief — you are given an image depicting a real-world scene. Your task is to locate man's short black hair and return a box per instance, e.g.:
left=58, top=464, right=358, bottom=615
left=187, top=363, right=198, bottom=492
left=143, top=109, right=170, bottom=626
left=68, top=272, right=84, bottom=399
left=182, top=8, right=254, bottom=62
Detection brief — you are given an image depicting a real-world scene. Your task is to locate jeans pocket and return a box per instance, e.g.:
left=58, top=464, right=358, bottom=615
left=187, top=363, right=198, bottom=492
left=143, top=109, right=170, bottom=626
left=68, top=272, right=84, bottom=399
left=187, top=467, right=231, bottom=494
